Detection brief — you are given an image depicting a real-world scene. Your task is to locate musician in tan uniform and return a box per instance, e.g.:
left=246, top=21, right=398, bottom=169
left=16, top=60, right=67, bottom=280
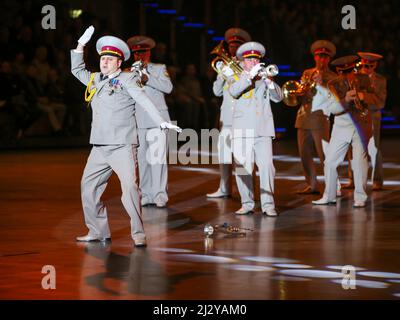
left=344, top=52, right=387, bottom=191
left=207, top=28, right=251, bottom=198
left=313, top=55, right=375, bottom=208
left=295, top=40, right=337, bottom=194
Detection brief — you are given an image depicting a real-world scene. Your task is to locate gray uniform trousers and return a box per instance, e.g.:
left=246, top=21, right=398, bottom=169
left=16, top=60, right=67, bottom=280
left=81, top=144, right=144, bottom=238
left=233, top=136, right=275, bottom=212
left=217, top=126, right=233, bottom=194
left=347, top=111, right=383, bottom=186
left=370, top=110, right=383, bottom=184
left=323, top=123, right=369, bottom=202
left=137, top=127, right=168, bottom=204
left=213, top=75, right=235, bottom=194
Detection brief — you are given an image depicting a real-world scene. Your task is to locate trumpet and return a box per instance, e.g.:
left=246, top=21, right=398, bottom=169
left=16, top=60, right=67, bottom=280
left=210, top=40, right=243, bottom=80
left=282, top=69, right=319, bottom=107
left=131, top=60, right=145, bottom=87
left=258, top=63, right=279, bottom=79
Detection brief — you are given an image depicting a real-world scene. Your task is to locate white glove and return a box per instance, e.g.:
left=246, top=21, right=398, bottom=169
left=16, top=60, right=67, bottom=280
left=249, top=63, right=264, bottom=79
left=264, top=78, right=275, bottom=89
left=131, top=60, right=142, bottom=71
left=215, top=61, right=224, bottom=72
left=78, top=25, right=95, bottom=46
left=221, top=65, right=234, bottom=78
left=160, top=122, right=182, bottom=133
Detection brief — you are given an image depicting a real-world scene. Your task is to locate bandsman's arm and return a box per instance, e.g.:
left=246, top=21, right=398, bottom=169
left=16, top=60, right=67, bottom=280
left=228, top=74, right=252, bottom=99
left=70, top=26, right=95, bottom=86
left=146, top=64, right=173, bottom=94
left=124, top=74, right=165, bottom=126
left=70, top=50, right=92, bottom=86
left=212, top=74, right=225, bottom=97
left=363, top=76, right=387, bottom=109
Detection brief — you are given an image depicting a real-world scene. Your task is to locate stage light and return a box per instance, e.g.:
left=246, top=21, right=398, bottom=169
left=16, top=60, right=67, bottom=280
left=69, top=9, right=82, bottom=19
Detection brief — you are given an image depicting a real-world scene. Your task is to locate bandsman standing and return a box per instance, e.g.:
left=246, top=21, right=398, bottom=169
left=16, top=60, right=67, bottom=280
left=207, top=27, right=251, bottom=198
left=228, top=42, right=283, bottom=216
left=127, top=35, right=173, bottom=208
left=295, top=40, right=337, bottom=195
left=313, top=55, right=375, bottom=208
left=344, top=52, right=387, bottom=191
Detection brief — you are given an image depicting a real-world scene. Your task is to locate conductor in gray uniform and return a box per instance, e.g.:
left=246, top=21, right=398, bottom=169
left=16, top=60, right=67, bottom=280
left=127, top=35, right=173, bottom=208
left=70, top=26, right=181, bottom=246
left=228, top=42, right=283, bottom=216
left=207, top=27, right=251, bottom=198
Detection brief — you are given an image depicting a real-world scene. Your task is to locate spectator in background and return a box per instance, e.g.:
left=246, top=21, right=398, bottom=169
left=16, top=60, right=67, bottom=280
left=32, top=46, right=50, bottom=87
left=179, top=63, right=208, bottom=131
left=22, top=64, right=65, bottom=135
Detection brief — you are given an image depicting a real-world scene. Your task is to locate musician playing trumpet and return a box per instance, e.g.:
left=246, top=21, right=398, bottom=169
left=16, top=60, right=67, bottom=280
left=207, top=27, right=251, bottom=199
left=313, top=55, right=375, bottom=208
left=293, top=40, right=337, bottom=195
left=126, top=35, right=174, bottom=208
left=227, top=41, right=283, bottom=216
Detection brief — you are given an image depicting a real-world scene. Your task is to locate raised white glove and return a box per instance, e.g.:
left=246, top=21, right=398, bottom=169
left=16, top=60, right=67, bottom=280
left=221, top=65, right=234, bottom=78
left=160, top=122, right=182, bottom=133
left=78, top=25, right=95, bottom=46
left=249, top=63, right=264, bottom=79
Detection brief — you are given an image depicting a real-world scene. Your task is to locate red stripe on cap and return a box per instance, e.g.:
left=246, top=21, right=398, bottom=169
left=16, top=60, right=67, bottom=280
left=242, top=50, right=261, bottom=58
left=131, top=44, right=150, bottom=51
left=101, top=46, right=124, bottom=59
left=314, top=48, right=330, bottom=55
left=228, top=36, right=245, bottom=44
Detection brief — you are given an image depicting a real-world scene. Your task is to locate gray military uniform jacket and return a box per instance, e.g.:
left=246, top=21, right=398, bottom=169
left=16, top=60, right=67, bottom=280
left=228, top=73, right=283, bottom=138
left=213, top=74, right=235, bottom=127
left=136, top=63, right=172, bottom=129
left=70, top=50, right=164, bottom=145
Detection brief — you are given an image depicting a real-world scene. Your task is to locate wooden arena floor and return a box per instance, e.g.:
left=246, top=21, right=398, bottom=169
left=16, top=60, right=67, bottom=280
left=1, top=139, right=400, bottom=300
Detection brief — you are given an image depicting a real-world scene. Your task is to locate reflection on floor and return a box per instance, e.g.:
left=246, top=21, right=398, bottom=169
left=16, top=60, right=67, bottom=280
left=0, top=139, right=400, bottom=299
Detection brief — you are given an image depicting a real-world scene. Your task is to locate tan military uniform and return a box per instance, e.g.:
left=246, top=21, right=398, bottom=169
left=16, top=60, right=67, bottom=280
left=295, top=67, right=336, bottom=191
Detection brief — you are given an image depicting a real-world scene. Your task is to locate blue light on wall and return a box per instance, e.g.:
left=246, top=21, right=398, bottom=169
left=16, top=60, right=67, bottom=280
left=382, top=116, right=396, bottom=122
left=157, top=9, right=177, bottom=14
left=382, top=125, right=400, bottom=129
left=279, top=72, right=301, bottom=77
left=175, top=16, right=186, bottom=21
left=207, top=29, right=215, bottom=35
left=276, top=128, right=287, bottom=133
left=277, top=65, right=291, bottom=70
left=183, top=22, right=205, bottom=28
left=212, top=36, right=225, bottom=41
left=143, top=2, right=159, bottom=8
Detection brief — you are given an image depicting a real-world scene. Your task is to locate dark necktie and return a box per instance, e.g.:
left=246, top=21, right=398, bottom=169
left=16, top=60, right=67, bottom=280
left=100, top=74, right=108, bottom=81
